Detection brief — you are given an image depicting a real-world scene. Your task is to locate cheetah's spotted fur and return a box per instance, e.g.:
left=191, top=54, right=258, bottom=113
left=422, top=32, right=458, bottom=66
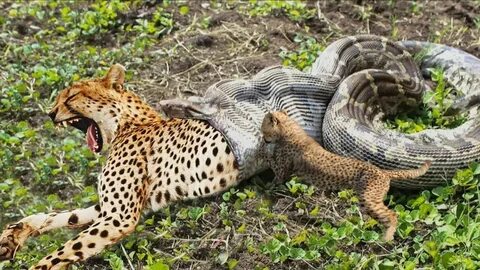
left=0, top=64, right=239, bottom=269
left=261, top=111, right=431, bottom=241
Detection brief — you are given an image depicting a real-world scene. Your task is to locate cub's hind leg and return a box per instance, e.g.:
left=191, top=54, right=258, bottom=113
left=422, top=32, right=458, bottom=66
left=0, top=205, right=101, bottom=261
left=355, top=172, right=397, bottom=242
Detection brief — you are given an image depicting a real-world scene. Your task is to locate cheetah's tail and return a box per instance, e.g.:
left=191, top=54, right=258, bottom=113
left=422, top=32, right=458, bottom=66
left=385, top=160, right=432, bottom=180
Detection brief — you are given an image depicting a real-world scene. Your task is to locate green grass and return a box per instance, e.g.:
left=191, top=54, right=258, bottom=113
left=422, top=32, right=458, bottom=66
left=0, top=1, right=480, bottom=270
left=385, top=67, right=468, bottom=134
left=279, top=34, right=325, bottom=72
left=241, top=0, right=315, bottom=22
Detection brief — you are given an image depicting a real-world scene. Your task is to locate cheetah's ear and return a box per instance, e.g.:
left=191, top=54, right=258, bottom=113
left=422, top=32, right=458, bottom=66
left=105, top=64, right=125, bottom=92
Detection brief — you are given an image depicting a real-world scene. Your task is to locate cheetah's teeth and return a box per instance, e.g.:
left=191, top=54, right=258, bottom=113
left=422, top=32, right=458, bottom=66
left=62, top=121, right=68, bottom=128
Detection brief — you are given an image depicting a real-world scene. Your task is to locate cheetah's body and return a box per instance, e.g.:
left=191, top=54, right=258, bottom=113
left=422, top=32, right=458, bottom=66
left=0, top=65, right=239, bottom=269
left=98, top=116, right=239, bottom=223
left=261, top=111, right=430, bottom=241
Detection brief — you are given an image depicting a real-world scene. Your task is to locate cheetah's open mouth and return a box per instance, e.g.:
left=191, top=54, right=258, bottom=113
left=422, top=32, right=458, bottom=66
left=60, top=117, right=103, bottom=153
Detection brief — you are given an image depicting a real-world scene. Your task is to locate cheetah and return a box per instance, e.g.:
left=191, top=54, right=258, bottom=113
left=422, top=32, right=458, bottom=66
left=0, top=64, right=240, bottom=269
left=261, top=111, right=431, bottom=241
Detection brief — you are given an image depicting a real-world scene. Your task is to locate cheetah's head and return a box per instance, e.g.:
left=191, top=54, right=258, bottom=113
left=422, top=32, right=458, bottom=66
left=48, top=64, right=126, bottom=153
left=261, top=111, right=290, bottom=143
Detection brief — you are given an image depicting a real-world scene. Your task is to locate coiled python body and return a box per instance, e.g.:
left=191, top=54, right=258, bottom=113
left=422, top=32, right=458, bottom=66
left=158, top=35, right=480, bottom=189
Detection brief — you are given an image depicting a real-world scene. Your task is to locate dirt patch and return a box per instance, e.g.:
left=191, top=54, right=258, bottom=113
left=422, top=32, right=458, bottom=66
left=240, top=56, right=281, bottom=73
left=188, top=34, right=216, bottom=47
left=132, top=0, right=479, bottom=105
left=210, top=10, right=244, bottom=27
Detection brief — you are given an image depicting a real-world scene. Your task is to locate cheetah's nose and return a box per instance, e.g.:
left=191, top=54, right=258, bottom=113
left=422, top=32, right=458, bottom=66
left=48, top=110, right=57, bottom=121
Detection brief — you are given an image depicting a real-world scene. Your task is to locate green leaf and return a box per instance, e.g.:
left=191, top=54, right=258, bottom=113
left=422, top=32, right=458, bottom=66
left=378, top=259, right=395, bottom=270
left=470, top=162, right=480, bottom=175
left=403, top=260, right=416, bottom=270
left=423, top=240, right=439, bottom=260
left=179, top=5, right=190, bottom=15
left=289, top=247, right=306, bottom=260
left=362, top=231, right=379, bottom=242
left=148, top=262, right=170, bottom=270
left=107, top=253, right=125, bottom=270
left=188, top=206, right=205, bottom=221
left=309, top=206, right=319, bottom=216
left=263, top=238, right=283, bottom=253
left=227, top=259, right=238, bottom=270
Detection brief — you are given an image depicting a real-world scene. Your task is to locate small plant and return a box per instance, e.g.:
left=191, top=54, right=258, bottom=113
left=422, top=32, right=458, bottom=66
left=475, top=17, right=480, bottom=29
left=279, top=34, right=325, bottom=71
left=260, top=231, right=320, bottom=263
left=387, top=0, right=397, bottom=8
left=452, top=162, right=480, bottom=189
left=198, top=16, right=211, bottom=29
left=357, top=5, right=373, bottom=22
left=285, top=177, right=315, bottom=196
left=243, top=0, right=315, bottom=22
left=390, top=15, right=399, bottom=39
left=63, top=0, right=130, bottom=38
left=386, top=67, right=467, bottom=133
left=410, top=1, right=423, bottom=16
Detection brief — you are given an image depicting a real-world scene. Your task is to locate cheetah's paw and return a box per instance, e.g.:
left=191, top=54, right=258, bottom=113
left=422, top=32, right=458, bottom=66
left=0, top=222, right=34, bottom=260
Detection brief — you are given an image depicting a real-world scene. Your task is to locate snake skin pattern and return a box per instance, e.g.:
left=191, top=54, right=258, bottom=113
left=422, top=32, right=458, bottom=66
left=157, top=35, right=480, bottom=189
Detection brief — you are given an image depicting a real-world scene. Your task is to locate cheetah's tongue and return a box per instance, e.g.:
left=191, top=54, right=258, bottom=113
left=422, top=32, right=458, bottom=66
left=86, top=124, right=98, bottom=152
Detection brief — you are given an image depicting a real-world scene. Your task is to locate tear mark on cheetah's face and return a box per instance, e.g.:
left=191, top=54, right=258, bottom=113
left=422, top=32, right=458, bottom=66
left=48, top=64, right=126, bottom=153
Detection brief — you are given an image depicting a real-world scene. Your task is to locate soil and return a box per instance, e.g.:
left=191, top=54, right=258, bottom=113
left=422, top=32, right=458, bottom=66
left=131, top=0, right=480, bottom=104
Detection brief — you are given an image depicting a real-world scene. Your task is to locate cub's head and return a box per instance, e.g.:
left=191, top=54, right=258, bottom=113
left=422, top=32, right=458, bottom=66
left=261, top=111, right=290, bottom=143
left=48, top=64, right=126, bottom=153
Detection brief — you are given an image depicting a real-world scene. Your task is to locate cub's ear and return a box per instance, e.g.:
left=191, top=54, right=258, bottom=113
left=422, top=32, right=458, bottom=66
left=105, top=64, right=125, bottom=92
left=279, top=110, right=288, bottom=116
left=267, top=112, right=278, bottom=126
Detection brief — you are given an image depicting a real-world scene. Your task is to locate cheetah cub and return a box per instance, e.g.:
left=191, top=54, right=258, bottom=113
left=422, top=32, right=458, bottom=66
left=261, top=111, right=431, bottom=241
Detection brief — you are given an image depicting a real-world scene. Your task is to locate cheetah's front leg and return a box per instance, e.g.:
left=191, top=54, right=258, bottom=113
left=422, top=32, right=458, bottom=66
left=30, top=145, right=149, bottom=269
left=0, top=205, right=101, bottom=261
left=30, top=213, right=139, bottom=270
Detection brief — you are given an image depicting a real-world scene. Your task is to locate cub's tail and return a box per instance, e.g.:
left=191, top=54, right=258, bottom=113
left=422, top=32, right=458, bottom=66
left=385, top=161, right=432, bottom=180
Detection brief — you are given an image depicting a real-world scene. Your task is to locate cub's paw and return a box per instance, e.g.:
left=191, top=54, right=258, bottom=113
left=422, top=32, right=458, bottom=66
left=0, top=222, right=32, bottom=261
left=382, top=225, right=396, bottom=242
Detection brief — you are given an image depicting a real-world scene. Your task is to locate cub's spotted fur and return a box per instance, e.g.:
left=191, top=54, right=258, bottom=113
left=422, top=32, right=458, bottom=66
left=261, top=111, right=431, bottom=241
left=0, top=65, right=240, bottom=269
